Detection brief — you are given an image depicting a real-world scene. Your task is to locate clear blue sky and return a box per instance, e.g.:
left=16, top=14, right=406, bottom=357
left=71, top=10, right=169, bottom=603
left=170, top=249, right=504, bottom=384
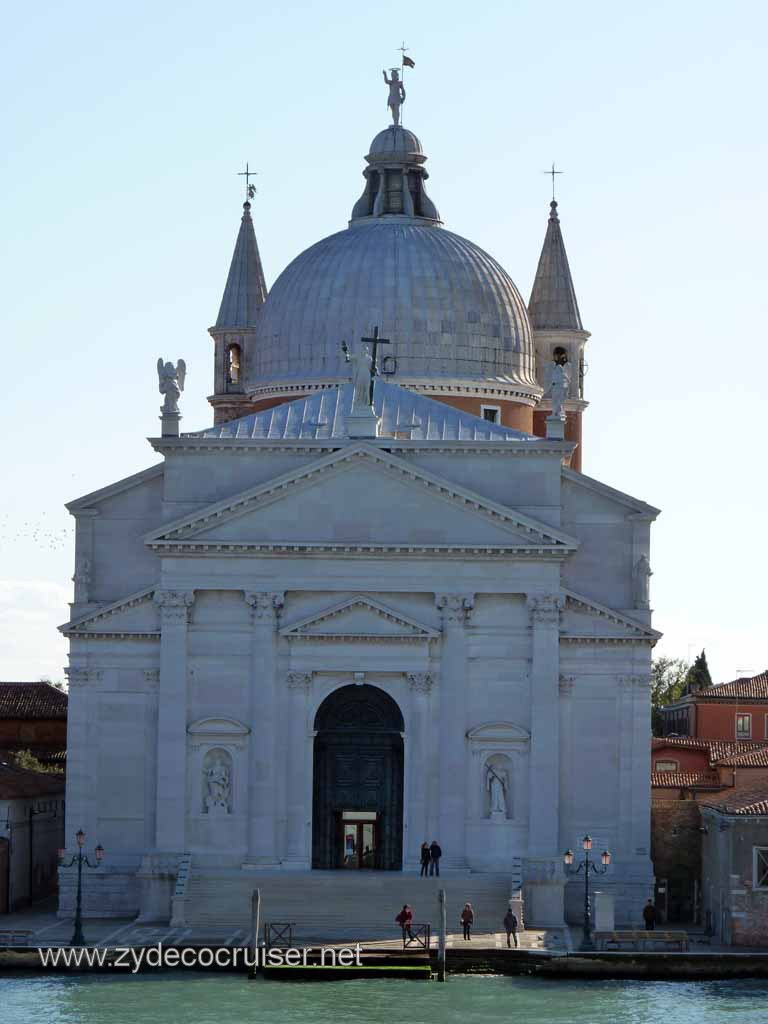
left=1, top=0, right=766, bottom=683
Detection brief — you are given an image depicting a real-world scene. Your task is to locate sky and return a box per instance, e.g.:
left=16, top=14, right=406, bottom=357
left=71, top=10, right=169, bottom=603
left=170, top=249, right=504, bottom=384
left=1, top=0, right=766, bottom=685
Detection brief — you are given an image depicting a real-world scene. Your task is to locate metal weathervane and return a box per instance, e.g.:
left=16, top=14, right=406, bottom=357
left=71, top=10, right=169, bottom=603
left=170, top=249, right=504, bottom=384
left=238, top=162, right=258, bottom=201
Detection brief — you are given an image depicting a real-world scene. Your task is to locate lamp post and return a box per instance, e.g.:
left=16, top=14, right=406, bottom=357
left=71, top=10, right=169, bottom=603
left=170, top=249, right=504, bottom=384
left=58, top=829, right=104, bottom=947
left=563, top=835, right=611, bottom=951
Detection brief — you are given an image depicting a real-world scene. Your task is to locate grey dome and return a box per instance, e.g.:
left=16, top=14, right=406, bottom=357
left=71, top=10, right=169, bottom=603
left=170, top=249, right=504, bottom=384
left=246, top=220, right=538, bottom=393
left=368, top=126, right=424, bottom=160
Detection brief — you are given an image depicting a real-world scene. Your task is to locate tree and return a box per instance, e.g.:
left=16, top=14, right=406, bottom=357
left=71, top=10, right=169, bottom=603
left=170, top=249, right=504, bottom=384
left=651, top=657, right=690, bottom=736
left=11, top=748, right=64, bottom=775
left=684, top=650, right=713, bottom=694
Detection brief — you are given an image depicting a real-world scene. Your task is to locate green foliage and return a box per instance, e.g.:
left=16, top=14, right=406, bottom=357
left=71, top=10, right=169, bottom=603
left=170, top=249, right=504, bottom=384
left=684, top=649, right=713, bottom=694
left=651, top=657, right=690, bottom=735
left=11, top=749, right=64, bottom=775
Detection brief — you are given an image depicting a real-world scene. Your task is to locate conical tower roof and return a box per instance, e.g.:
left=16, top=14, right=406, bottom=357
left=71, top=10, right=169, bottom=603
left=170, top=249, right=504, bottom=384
left=215, top=201, right=267, bottom=328
left=528, top=200, right=583, bottom=331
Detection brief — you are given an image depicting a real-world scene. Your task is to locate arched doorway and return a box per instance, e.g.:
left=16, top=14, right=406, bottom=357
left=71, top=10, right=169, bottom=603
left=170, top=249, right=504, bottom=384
left=312, top=684, right=404, bottom=870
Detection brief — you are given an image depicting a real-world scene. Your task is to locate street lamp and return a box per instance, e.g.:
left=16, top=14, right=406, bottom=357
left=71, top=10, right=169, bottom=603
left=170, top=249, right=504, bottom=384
left=59, top=830, right=104, bottom=946
left=563, top=834, right=611, bottom=951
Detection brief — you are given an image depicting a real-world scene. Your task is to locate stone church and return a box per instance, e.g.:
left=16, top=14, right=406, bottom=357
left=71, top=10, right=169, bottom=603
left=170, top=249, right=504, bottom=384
left=59, top=92, right=660, bottom=929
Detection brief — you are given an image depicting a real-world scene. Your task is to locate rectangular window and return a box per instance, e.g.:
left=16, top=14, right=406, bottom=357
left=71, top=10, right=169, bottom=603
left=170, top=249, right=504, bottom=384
left=654, top=760, right=679, bottom=772
left=736, top=713, right=752, bottom=739
left=481, top=405, right=500, bottom=424
left=754, top=848, right=768, bottom=889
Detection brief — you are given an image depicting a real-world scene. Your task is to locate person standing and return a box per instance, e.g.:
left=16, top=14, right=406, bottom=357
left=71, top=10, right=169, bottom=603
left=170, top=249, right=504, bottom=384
left=395, top=904, right=414, bottom=943
left=429, top=840, right=442, bottom=876
left=419, top=842, right=430, bottom=878
left=642, top=899, right=657, bottom=931
left=504, top=907, right=518, bottom=948
left=460, top=903, right=474, bottom=941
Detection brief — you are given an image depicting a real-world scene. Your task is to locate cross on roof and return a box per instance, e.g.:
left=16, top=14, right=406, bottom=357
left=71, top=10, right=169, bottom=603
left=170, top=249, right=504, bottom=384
left=238, top=162, right=258, bottom=200
left=398, top=41, right=410, bottom=67
left=361, top=326, right=391, bottom=404
left=543, top=162, right=564, bottom=202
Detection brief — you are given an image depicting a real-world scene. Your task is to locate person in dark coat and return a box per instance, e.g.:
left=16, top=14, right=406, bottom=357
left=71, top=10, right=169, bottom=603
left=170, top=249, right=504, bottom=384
left=460, top=903, right=474, bottom=940
left=504, top=907, right=518, bottom=948
left=419, top=842, right=430, bottom=877
left=429, top=840, right=442, bottom=876
left=395, top=904, right=414, bottom=942
left=642, top=899, right=657, bottom=930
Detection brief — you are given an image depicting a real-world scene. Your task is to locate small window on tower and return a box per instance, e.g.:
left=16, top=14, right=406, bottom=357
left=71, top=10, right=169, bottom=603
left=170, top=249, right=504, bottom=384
left=553, top=346, right=569, bottom=365
left=227, top=343, right=242, bottom=385
left=481, top=405, right=500, bottom=423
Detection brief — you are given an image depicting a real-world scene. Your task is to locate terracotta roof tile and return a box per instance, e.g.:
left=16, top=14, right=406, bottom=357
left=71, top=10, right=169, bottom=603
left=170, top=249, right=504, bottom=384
left=652, top=737, right=768, bottom=765
left=717, top=748, right=768, bottom=768
left=651, top=771, right=722, bottom=789
left=0, top=682, right=67, bottom=720
left=702, top=779, right=768, bottom=816
left=696, top=671, right=768, bottom=701
left=0, top=762, right=65, bottom=799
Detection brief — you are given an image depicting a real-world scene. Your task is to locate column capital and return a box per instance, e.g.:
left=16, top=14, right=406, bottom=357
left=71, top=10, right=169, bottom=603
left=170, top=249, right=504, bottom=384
left=154, top=590, right=195, bottom=624
left=64, top=667, right=102, bottom=688
left=286, top=671, right=312, bottom=691
left=619, top=674, right=651, bottom=691
left=436, top=593, right=474, bottom=625
left=407, top=672, right=435, bottom=694
left=558, top=674, right=575, bottom=696
left=527, top=593, right=564, bottom=625
left=244, top=591, right=285, bottom=624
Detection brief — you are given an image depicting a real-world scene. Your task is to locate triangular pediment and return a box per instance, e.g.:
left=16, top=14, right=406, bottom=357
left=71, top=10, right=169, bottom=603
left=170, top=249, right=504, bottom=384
left=146, top=444, right=577, bottom=555
left=562, top=590, right=661, bottom=642
left=60, top=586, right=159, bottom=637
left=281, top=596, right=439, bottom=641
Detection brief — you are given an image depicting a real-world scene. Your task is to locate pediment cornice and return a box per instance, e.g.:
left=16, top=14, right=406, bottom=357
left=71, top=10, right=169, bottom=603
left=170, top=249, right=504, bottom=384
left=280, top=595, right=439, bottom=643
left=562, top=589, right=661, bottom=643
left=60, top=585, right=157, bottom=637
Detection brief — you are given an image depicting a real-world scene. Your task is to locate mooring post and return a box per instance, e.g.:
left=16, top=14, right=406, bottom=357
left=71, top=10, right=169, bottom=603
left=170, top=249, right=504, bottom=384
left=438, top=888, right=447, bottom=982
left=251, top=888, right=261, bottom=975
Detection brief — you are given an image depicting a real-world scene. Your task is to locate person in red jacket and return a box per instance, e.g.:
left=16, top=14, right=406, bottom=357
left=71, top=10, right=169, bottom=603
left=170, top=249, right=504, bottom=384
left=395, top=903, right=414, bottom=943
left=460, top=903, right=474, bottom=940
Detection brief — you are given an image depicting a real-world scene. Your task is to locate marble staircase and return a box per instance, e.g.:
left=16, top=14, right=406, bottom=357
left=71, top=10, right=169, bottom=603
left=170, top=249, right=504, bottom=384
left=182, top=869, right=519, bottom=942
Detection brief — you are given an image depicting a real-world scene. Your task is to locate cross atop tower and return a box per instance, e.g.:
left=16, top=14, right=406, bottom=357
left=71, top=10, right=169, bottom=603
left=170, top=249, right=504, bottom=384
left=237, top=162, right=258, bottom=201
left=543, top=162, right=564, bottom=202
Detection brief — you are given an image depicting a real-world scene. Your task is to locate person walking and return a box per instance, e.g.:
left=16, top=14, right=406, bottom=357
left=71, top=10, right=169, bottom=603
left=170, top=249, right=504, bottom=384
left=419, top=842, right=430, bottom=877
left=429, top=840, right=442, bottom=876
left=395, top=903, right=414, bottom=944
left=460, top=903, right=474, bottom=941
left=642, top=899, right=657, bottom=931
left=504, top=906, right=519, bottom=948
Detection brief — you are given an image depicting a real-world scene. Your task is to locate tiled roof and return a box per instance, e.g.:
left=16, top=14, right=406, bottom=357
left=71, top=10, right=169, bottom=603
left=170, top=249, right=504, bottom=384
left=0, top=682, right=67, bottom=720
left=702, top=780, right=768, bottom=816
left=695, top=671, right=768, bottom=701
left=651, top=771, right=722, bottom=789
left=718, top=748, right=768, bottom=768
left=528, top=200, right=583, bottom=331
left=189, top=380, right=537, bottom=443
left=652, top=737, right=768, bottom=766
left=0, top=762, right=65, bottom=799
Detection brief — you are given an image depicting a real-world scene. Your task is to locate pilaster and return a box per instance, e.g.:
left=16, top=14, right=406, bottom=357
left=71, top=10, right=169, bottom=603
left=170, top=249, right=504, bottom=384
left=284, top=671, right=312, bottom=867
left=407, top=672, right=435, bottom=863
left=243, top=591, right=284, bottom=866
left=435, top=593, right=473, bottom=867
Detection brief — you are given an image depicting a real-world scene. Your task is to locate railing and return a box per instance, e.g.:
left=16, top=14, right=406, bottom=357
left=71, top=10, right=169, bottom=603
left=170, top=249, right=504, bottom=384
left=264, top=922, right=296, bottom=948
left=402, top=923, right=431, bottom=950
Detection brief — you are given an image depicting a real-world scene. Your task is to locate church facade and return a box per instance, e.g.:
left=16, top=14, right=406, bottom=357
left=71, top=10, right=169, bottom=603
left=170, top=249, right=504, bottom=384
left=59, top=99, right=659, bottom=927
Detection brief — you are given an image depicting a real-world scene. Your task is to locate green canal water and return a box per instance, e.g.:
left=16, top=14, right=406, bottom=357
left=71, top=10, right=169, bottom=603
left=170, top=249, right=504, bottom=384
left=3, top=974, right=768, bottom=1024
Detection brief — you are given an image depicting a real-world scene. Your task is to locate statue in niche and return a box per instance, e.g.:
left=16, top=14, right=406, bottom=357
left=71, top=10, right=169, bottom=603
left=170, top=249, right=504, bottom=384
left=486, top=762, right=509, bottom=817
left=545, top=360, right=570, bottom=420
left=382, top=68, right=406, bottom=125
left=203, top=754, right=231, bottom=815
left=634, top=554, right=652, bottom=608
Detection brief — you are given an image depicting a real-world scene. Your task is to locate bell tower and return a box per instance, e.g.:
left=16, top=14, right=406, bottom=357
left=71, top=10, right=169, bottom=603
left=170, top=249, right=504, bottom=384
left=208, top=199, right=267, bottom=424
left=529, top=199, right=590, bottom=470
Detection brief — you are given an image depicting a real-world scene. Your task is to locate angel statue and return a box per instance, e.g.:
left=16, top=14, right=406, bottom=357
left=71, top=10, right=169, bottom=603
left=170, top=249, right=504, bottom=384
left=341, top=340, right=374, bottom=411
left=157, top=358, right=186, bottom=415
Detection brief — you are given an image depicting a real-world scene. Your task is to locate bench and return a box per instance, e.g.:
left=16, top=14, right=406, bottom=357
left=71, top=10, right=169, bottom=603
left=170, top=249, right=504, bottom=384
left=593, top=930, right=689, bottom=952
left=0, top=929, right=34, bottom=947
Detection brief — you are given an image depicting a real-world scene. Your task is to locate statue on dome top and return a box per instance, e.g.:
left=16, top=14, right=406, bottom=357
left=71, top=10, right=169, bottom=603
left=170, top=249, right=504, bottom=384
left=157, top=357, right=186, bottom=416
left=383, top=68, right=406, bottom=126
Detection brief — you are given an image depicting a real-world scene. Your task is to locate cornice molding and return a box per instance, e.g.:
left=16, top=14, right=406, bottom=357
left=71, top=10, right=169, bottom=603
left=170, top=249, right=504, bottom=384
left=60, top=586, right=156, bottom=636
left=280, top=596, right=439, bottom=642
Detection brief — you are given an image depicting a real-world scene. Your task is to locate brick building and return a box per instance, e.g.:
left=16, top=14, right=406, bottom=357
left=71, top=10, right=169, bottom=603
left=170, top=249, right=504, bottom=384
left=0, top=682, right=67, bottom=766
left=661, top=671, right=768, bottom=741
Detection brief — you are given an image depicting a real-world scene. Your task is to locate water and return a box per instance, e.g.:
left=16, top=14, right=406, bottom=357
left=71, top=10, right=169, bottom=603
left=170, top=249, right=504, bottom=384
left=3, top=974, right=768, bottom=1024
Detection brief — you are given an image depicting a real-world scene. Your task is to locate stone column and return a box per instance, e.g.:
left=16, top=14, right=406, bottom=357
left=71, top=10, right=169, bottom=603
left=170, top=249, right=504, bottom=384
left=153, top=590, right=194, bottom=852
left=436, top=593, right=474, bottom=868
left=524, top=594, right=565, bottom=926
left=407, top=672, right=434, bottom=866
left=243, top=591, right=284, bottom=866
left=284, top=671, right=312, bottom=868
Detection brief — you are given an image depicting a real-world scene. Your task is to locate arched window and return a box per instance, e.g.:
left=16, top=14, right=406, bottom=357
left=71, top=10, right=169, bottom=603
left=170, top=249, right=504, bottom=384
left=227, top=343, right=242, bottom=385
